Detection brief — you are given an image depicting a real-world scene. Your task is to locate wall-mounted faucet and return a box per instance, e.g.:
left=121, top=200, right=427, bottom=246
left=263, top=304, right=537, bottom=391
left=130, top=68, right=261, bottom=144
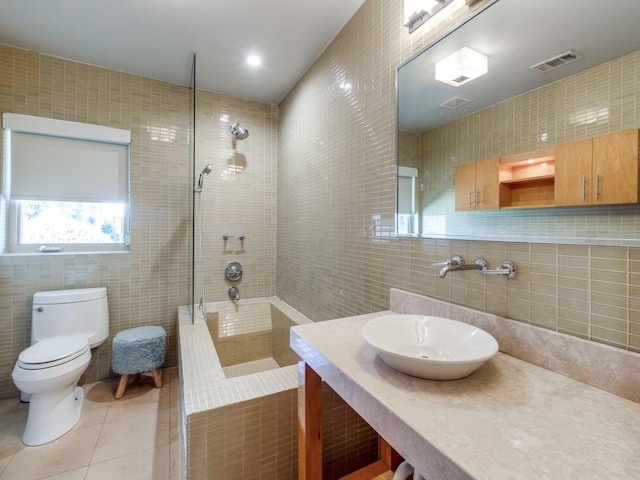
left=432, top=256, right=517, bottom=279
left=432, top=256, right=484, bottom=278
left=430, top=255, right=463, bottom=277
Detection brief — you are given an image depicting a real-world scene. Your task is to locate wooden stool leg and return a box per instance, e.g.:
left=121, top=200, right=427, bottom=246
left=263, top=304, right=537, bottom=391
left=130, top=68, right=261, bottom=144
left=152, top=368, right=163, bottom=388
left=115, top=374, right=129, bottom=399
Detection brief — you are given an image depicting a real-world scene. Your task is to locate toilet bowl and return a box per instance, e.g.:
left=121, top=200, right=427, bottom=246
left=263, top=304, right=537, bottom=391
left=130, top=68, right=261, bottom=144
left=12, top=287, right=109, bottom=446
left=12, top=334, right=91, bottom=446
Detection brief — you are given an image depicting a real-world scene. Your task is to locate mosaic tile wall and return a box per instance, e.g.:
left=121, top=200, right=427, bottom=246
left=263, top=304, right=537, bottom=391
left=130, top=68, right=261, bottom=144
left=0, top=44, right=278, bottom=400
left=194, top=90, right=278, bottom=303
left=184, top=384, right=377, bottom=480
left=276, top=0, right=640, bottom=352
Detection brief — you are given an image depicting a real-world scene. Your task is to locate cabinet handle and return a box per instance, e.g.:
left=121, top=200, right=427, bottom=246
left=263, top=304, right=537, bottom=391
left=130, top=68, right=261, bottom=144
left=469, top=191, right=475, bottom=208
left=582, top=175, right=587, bottom=201
left=475, top=190, right=480, bottom=207
left=595, top=173, right=600, bottom=201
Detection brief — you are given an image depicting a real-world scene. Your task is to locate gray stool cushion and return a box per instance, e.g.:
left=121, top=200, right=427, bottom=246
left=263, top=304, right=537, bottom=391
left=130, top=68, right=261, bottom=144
left=112, top=326, right=166, bottom=374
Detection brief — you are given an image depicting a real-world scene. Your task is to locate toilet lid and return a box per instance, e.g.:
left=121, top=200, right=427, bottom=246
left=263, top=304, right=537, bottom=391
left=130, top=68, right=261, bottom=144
left=18, top=335, right=89, bottom=369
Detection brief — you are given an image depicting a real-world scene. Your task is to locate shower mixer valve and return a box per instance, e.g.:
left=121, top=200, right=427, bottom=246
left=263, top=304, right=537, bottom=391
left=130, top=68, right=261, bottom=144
left=225, top=262, right=243, bottom=282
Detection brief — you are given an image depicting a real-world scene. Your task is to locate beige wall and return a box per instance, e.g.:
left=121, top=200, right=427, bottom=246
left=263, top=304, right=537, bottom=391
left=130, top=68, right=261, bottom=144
left=0, top=44, right=278, bottom=400
left=277, top=0, right=640, bottom=353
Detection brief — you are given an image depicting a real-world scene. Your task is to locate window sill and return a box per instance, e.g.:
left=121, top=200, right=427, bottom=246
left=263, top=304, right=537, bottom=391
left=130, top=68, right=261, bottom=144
left=0, top=250, right=130, bottom=257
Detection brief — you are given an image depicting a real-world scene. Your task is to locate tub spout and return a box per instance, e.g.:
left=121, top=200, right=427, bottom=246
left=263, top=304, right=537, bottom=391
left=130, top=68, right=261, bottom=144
left=228, top=287, right=240, bottom=301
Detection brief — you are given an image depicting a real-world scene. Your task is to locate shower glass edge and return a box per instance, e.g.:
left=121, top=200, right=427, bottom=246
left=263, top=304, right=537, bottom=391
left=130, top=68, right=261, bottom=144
left=189, top=54, right=196, bottom=324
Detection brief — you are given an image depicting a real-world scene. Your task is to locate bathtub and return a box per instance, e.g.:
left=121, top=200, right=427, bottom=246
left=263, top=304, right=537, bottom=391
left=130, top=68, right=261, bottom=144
left=177, top=296, right=312, bottom=479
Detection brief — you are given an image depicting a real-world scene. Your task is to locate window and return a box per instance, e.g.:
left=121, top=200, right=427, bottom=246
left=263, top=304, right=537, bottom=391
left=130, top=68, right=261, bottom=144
left=397, top=166, right=419, bottom=235
left=2, top=113, right=131, bottom=253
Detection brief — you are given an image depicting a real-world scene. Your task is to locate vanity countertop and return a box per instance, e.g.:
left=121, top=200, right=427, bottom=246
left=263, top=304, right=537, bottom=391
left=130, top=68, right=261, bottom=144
left=291, top=311, right=640, bottom=480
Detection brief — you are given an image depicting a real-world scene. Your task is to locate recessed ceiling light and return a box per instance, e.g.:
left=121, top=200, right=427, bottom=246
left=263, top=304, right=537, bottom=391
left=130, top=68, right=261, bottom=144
left=247, top=55, right=261, bottom=67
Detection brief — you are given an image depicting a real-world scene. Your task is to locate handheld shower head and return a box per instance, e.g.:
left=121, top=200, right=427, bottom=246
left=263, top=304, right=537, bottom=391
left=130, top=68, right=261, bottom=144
left=194, top=164, right=213, bottom=192
left=230, top=123, right=249, bottom=140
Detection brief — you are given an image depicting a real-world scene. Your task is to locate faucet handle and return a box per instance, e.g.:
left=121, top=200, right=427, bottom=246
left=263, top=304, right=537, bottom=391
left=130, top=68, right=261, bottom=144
left=431, top=255, right=464, bottom=268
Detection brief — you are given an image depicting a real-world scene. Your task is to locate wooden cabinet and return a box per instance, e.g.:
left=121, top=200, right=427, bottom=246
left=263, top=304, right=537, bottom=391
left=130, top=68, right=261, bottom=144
left=593, top=129, right=639, bottom=205
left=554, top=139, right=592, bottom=206
left=454, top=157, right=499, bottom=211
left=454, top=129, right=640, bottom=211
left=555, top=130, right=639, bottom=206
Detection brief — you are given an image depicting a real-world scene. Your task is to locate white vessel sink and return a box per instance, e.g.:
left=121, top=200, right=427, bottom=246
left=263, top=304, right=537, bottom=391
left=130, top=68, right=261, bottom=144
left=361, top=314, right=498, bottom=380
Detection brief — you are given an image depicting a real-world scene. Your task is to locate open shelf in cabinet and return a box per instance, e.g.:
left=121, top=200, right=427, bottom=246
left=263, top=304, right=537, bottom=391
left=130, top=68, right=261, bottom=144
left=499, top=148, right=555, bottom=208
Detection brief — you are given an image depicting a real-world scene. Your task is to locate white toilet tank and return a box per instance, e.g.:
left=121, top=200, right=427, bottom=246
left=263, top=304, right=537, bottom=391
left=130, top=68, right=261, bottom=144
left=32, top=287, right=109, bottom=348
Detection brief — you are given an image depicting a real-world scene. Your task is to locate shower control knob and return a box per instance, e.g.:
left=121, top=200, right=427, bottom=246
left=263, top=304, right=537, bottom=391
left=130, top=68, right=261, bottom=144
left=225, top=262, right=243, bottom=282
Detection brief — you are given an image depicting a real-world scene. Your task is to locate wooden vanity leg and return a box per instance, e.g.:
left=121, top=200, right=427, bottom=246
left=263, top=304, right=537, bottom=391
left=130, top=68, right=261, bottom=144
left=298, top=361, right=323, bottom=480
left=380, top=437, right=403, bottom=471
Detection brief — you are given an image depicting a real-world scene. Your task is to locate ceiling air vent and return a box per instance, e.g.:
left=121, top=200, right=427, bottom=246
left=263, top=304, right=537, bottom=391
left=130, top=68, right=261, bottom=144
left=530, top=50, right=583, bottom=73
left=439, top=96, right=470, bottom=109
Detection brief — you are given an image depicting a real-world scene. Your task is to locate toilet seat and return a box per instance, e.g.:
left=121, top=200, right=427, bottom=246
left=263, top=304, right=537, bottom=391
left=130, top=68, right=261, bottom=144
left=18, top=335, right=89, bottom=370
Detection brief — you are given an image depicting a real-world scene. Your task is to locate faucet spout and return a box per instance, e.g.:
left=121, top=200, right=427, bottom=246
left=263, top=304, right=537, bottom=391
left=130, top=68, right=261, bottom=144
left=228, top=286, right=240, bottom=301
left=439, top=261, right=484, bottom=278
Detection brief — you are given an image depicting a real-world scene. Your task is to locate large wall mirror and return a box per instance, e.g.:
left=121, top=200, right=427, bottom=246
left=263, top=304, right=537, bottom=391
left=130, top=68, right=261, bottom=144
left=397, top=0, right=640, bottom=245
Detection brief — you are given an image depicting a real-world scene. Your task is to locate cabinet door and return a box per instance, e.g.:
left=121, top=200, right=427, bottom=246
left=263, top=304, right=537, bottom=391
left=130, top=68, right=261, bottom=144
left=455, top=163, right=477, bottom=211
left=592, top=129, right=639, bottom=205
left=474, top=157, right=499, bottom=210
left=554, top=139, right=592, bottom=206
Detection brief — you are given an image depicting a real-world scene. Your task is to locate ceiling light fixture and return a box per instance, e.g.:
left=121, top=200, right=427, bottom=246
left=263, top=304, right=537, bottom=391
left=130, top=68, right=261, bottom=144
left=435, top=46, right=488, bottom=87
left=246, top=55, right=261, bottom=67
left=404, top=0, right=468, bottom=33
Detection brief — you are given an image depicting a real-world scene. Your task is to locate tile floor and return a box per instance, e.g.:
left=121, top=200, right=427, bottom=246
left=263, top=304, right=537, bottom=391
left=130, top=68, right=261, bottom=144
left=0, top=368, right=180, bottom=480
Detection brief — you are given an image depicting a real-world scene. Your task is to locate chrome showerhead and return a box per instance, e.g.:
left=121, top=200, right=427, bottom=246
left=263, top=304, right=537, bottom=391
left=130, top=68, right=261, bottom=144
left=230, top=123, right=249, bottom=140
left=194, top=164, right=213, bottom=192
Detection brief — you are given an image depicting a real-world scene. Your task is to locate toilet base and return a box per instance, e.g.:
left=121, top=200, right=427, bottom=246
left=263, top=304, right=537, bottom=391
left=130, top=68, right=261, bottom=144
left=22, top=385, right=84, bottom=446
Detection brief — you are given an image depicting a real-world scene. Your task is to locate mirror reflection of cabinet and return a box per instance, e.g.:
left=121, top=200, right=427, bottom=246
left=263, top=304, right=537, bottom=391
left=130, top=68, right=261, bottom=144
left=498, top=149, right=555, bottom=209
left=554, top=139, right=592, bottom=206
left=454, top=157, right=499, bottom=211
left=593, top=130, right=639, bottom=205
left=555, top=130, right=640, bottom=206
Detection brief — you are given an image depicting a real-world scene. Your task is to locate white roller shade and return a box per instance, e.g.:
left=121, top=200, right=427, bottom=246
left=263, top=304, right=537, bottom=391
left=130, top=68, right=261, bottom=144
left=3, top=113, right=130, bottom=203
left=398, top=176, right=416, bottom=214
left=10, top=132, right=129, bottom=202
left=398, top=166, right=418, bottom=215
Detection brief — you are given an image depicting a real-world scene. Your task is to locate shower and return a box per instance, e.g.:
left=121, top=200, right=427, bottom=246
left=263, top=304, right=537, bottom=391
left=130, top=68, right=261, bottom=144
left=230, top=122, right=249, bottom=140
left=192, top=121, right=246, bottom=321
left=194, top=163, right=212, bottom=317
left=194, top=164, right=213, bottom=193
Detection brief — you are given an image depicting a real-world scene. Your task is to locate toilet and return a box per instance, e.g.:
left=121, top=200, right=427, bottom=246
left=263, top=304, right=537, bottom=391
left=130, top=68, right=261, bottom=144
left=12, top=287, right=109, bottom=446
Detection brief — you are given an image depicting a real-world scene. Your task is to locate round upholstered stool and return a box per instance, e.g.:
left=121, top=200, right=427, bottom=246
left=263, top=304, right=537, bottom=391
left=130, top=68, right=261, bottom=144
left=112, top=326, right=166, bottom=399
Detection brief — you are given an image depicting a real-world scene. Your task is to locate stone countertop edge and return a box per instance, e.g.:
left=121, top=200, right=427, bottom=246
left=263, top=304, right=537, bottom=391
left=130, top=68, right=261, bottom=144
left=290, top=305, right=640, bottom=479
left=390, top=288, right=640, bottom=403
